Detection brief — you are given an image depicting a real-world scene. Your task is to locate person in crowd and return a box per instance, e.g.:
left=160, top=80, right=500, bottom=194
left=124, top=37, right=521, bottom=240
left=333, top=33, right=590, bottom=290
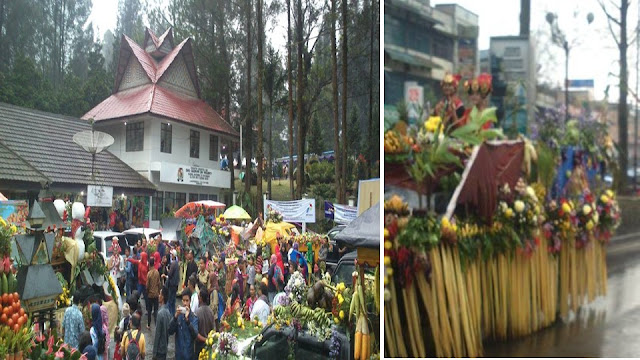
left=160, top=254, right=170, bottom=288
left=216, top=258, right=227, bottom=297
left=203, top=250, right=212, bottom=270
left=154, top=287, right=172, bottom=360
left=169, top=289, right=199, bottom=360
left=153, top=247, right=162, bottom=271
left=108, top=240, right=125, bottom=296
left=194, top=290, right=215, bottom=357
left=235, top=258, right=246, bottom=301
left=224, top=283, right=242, bottom=318
left=127, top=251, right=149, bottom=307
left=124, top=247, right=134, bottom=297
left=267, top=254, right=280, bottom=304
left=246, top=256, right=256, bottom=296
left=197, top=258, right=209, bottom=291
left=165, top=249, right=180, bottom=315
left=305, top=239, right=314, bottom=280
left=244, top=284, right=257, bottom=320
left=275, top=238, right=285, bottom=274
left=78, top=331, right=92, bottom=357
left=120, top=311, right=145, bottom=360
left=250, top=283, right=271, bottom=326
left=184, top=249, right=198, bottom=289
left=156, top=234, right=166, bottom=259
left=188, top=275, right=199, bottom=313
left=62, top=292, right=85, bottom=350
left=83, top=345, right=97, bottom=360
left=114, top=303, right=131, bottom=360
left=286, top=239, right=294, bottom=260
left=298, top=255, right=308, bottom=282
left=273, top=281, right=287, bottom=307
left=90, top=304, right=109, bottom=360
left=126, top=290, right=141, bottom=315
left=208, top=271, right=220, bottom=330
left=147, top=256, right=161, bottom=329
left=255, top=247, right=264, bottom=275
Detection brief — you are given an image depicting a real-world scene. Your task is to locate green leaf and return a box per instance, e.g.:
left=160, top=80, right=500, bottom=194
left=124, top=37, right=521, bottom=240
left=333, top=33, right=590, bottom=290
left=479, top=107, right=497, bottom=124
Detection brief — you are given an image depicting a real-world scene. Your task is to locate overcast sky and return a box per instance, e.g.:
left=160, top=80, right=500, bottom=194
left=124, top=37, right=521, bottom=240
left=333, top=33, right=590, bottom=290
left=431, top=0, right=640, bottom=102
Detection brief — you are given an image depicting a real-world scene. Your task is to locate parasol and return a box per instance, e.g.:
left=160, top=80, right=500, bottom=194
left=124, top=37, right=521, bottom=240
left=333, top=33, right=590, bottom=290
left=175, top=200, right=226, bottom=218
left=223, top=205, right=252, bottom=220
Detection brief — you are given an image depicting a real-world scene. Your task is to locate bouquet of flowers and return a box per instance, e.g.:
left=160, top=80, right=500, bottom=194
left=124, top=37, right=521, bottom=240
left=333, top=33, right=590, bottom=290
left=542, top=199, right=577, bottom=255
left=285, top=271, right=308, bottom=304
left=595, top=189, right=621, bottom=243
left=0, top=217, right=18, bottom=259
left=495, top=179, right=542, bottom=255
left=573, top=190, right=599, bottom=248
left=216, top=332, right=239, bottom=358
left=266, top=209, right=283, bottom=224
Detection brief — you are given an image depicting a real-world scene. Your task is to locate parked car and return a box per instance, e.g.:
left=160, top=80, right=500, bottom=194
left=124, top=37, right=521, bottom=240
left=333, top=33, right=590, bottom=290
left=251, top=324, right=351, bottom=360
left=122, top=228, right=162, bottom=249
left=93, top=231, right=127, bottom=262
left=331, top=250, right=375, bottom=285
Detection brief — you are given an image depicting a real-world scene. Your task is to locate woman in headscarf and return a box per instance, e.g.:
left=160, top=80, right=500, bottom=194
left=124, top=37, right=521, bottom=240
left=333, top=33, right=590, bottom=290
left=90, top=304, right=109, bottom=360
left=267, top=254, right=283, bottom=305
left=153, top=249, right=162, bottom=271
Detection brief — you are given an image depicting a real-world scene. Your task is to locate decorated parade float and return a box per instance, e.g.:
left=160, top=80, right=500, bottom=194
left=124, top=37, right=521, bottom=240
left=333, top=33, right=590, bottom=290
left=384, top=73, right=620, bottom=357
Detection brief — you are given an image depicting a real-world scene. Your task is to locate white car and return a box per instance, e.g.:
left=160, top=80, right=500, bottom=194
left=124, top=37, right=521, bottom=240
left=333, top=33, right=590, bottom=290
left=93, top=231, right=127, bottom=263
left=123, top=228, right=162, bottom=249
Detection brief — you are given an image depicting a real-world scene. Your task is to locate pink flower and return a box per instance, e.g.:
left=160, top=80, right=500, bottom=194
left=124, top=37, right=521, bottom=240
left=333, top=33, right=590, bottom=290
left=55, top=351, right=65, bottom=358
left=79, top=354, right=88, bottom=360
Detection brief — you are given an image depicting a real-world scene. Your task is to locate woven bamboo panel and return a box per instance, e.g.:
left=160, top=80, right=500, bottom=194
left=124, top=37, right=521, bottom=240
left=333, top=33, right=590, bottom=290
left=120, top=56, right=152, bottom=90
left=159, top=54, right=198, bottom=98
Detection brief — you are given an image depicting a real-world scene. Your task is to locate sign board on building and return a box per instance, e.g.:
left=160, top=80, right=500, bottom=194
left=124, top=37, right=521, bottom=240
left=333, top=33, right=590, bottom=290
left=265, top=199, right=315, bottom=223
left=357, top=179, right=380, bottom=215
left=324, top=201, right=358, bottom=224
left=404, top=82, right=424, bottom=124
left=160, top=162, right=228, bottom=188
left=87, top=185, right=113, bottom=207
left=569, top=79, right=594, bottom=88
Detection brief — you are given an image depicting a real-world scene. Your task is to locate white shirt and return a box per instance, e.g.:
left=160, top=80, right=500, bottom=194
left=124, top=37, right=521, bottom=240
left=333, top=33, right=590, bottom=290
left=250, top=298, right=270, bottom=326
left=190, top=292, right=199, bottom=313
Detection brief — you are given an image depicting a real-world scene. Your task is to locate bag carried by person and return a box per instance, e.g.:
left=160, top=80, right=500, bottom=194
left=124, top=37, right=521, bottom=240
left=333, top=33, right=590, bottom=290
left=125, top=330, right=142, bottom=360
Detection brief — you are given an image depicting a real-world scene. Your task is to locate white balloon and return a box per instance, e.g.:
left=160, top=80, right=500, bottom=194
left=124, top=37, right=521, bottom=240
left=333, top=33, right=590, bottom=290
left=76, top=239, right=85, bottom=261
left=72, top=202, right=85, bottom=220
left=53, top=199, right=65, bottom=218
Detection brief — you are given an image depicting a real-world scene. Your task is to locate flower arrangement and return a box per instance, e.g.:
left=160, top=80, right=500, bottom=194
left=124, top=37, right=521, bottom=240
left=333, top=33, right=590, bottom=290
left=573, top=190, right=599, bottom=248
left=495, top=179, right=543, bottom=255
left=266, top=209, right=283, bottom=224
left=595, top=189, right=621, bottom=243
left=106, top=274, right=119, bottom=302
left=56, top=272, right=71, bottom=308
left=330, top=282, right=349, bottom=326
left=285, top=271, right=307, bottom=304
left=542, top=199, right=576, bottom=255
left=0, top=217, right=18, bottom=261
left=290, top=233, right=328, bottom=249
left=216, top=332, right=240, bottom=358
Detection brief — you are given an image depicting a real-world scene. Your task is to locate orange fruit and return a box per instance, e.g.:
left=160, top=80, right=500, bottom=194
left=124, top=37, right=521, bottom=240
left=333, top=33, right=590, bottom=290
left=17, top=315, right=25, bottom=327
left=12, top=293, right=19, bottom=303
left=18, top=308, right=24, bottom=317
left=0, top=313, right=7, bottom=324
left=7, top=318, right=14, bottom=328
left=11, top=313, right=18, bottom=323
left=12, top=323, right=19, bottom=332
left=1, top=294, right=8, bottom=305
left=12, top=302, right=19, bottom=312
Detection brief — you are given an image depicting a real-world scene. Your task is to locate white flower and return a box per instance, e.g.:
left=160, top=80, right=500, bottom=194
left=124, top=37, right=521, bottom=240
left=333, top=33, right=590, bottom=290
left=526, top=186, right=537, bottom=200
left=583, top=204, right=592, bottom=215
left=514, top=200, right=525, bottom=213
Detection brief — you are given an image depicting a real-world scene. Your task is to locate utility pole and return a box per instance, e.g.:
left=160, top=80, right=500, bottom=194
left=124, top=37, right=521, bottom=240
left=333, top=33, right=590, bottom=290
left=634, top=4, right=639, bottom=192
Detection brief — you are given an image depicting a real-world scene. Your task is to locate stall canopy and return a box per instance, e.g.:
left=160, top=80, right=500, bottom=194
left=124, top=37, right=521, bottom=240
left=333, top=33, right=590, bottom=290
left=262, top=222, right=296, bottom=254
left=334, top=202, right=380, bottom=249
left=175, top=200, right=225, bottom=218
left=223, top=205, right=251, bottom=220
left=160, top=217, right=183, bottom=241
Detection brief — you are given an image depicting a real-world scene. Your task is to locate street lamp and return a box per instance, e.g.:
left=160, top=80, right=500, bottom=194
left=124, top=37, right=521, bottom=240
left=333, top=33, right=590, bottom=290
left=546, top=12, right=594, bottom=123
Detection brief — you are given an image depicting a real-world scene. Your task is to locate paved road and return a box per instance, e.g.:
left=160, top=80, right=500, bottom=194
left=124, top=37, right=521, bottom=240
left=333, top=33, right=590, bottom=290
left=485, top=235, right=640, bottom=357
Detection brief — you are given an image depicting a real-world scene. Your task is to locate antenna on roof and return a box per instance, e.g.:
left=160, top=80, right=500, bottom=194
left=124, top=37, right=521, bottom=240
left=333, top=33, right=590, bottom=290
left=73, top=119, right=115, bottom=183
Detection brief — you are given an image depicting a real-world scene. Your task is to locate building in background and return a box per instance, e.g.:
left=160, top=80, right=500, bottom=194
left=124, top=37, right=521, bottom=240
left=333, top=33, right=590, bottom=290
left=489, top=35, right=537, bottom=135
left=84, top=28, right=239, bottom=228
left=384, top=0, right=479, bottom=117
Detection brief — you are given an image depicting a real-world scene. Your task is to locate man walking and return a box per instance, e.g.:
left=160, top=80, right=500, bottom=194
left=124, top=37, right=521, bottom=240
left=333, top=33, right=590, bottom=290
left=165, top=249, right=180, bottom=315
left=120, top=311, right=146, bottom=359
left=169, top=290, right=199, bottom=360
left=153, top=287, right=171, bottom=360
left=146, top=257, right=161, bottom=329
left=194, top=290, right=215, bottom=357
left=62, top=292, right=85, bottom=350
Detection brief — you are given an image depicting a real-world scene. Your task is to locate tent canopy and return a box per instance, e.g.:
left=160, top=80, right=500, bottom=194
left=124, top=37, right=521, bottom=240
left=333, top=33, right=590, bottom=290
left=262, top=222, right=296, bottom=254
left=334, top=202, right=380, bottom=249
left=175, top=200, right=226, bottom=218
left=160, top=217, right=183, bottom=241
left=223, top=205, right=251, bottom=220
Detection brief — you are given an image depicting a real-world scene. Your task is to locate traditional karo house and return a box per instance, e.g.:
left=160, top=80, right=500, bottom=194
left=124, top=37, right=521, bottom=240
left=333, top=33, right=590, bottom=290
left=84, top=28, right=238, bottom=228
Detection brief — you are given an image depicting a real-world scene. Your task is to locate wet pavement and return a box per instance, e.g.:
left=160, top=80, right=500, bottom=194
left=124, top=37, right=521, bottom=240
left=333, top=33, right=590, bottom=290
left=485, top=236, right=640, bottom=357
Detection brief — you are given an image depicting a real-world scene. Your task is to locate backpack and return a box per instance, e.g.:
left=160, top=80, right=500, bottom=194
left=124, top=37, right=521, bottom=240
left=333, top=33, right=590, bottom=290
left=125, top=330, right=142, bottom=360
left=217, top=291, right=225, bottom=320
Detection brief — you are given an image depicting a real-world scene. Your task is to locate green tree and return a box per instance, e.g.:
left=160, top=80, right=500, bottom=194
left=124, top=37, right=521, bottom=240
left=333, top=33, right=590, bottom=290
left=309, top=115, right=324, bottom=155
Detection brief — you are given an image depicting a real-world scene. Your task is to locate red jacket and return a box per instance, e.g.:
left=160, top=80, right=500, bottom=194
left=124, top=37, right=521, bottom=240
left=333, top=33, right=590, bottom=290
left=128, top=252, right=148, bottom=286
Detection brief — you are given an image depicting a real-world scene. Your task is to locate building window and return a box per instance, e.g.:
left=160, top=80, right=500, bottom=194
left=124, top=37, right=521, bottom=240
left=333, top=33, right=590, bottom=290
left=153, top=191, right=163, bottom=220
left=190, top=130, right=200, bottom=158
left=199, top=193, right=209, bottom=201
left=189, top=193, right=198, bottom=203
left=176, top=192, right=186, bottom=208
left=126, top=122, right=144, bottom=152
left=164, top=191, right=175, bottom=213
left=210, top=194, right=218, bottom=201
left=209, top=135, right=219, bottom=161
left=161, top=123, right=172, bottom=153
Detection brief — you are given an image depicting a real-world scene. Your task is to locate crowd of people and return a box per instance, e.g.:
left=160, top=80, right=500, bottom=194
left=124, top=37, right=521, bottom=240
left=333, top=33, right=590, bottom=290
left=61, top=225, right=336, bottom=360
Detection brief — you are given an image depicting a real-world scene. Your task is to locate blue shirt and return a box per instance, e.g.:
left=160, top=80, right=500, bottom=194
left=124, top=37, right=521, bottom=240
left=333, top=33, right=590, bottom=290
left=168, top=311, right=199, bottom=360
left=62, top=305, right=85, bottom=350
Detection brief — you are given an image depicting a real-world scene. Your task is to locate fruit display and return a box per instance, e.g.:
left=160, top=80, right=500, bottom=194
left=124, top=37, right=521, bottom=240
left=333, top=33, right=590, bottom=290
left=350, top=274, right=371, bottom=360
left=0, top=292, right=28, bottom=332
left=0, top=291, right=32, bottom=360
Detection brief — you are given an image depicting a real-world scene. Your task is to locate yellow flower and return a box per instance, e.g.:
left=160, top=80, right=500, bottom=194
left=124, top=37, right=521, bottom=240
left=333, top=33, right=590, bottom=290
left=583, top=205, right=592, bottom=215
left=600, top=194, right=610, bottom=203
left=334, top=317, right=340, bottom=324
left=384, top=256, right=391, bottom=266
left=505, top=208, right=514, bottom=218
left=514, top=200, right=525, bottom=213
left=338, top=294, right=344, bottom=304
left=0, top=218, right=6, bottom=227
left=384, top=241, right=392, bottom=250
left=424, top=116, right=442, bottom=133
left=562, top=202, right=572, bottom=213
left=9, top=225, right=17, bottom=234
left=387, top=268, right=393, bottom=276
left=606, top=189, right=614, bottom=198
left=586, top=221, right=594, bottom=231
left=441, top=217, right=451, bottom=228
left=383, top=228, right=389, bottom=239
left=339, top=310, right=345, bottom=319
left=237, top=319, right=242, bottom=327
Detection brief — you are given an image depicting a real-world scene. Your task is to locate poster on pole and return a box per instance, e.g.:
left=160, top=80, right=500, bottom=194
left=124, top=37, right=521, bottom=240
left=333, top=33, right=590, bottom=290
left=265, top=199, right=316, bottom=223
left=87, top=185, right=113, bottom=207
left=324, top=201, right=358, bottom=224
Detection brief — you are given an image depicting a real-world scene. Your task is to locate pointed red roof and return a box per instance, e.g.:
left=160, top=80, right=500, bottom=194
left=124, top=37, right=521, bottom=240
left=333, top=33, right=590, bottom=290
left=84, top=29, right=236, bottom=138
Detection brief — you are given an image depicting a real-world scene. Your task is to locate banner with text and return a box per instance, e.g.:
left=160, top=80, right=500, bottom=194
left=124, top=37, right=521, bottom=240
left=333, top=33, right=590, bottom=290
left=161, top=163, right=216, bottom=186
left=87, top=185, right=113, bottom=207
left=265, top=199, right=316, bottom=223
left=324, top=201, right=358, bottom=224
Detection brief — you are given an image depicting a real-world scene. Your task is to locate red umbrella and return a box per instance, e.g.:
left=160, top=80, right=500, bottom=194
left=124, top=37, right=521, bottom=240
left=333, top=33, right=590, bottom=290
left=174, top=200, right=226, bottom=218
